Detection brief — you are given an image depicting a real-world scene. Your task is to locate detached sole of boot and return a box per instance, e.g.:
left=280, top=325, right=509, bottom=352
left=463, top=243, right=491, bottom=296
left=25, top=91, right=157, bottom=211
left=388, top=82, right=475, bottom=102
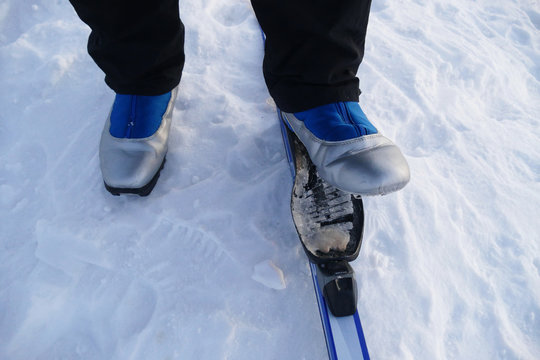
left=104, top=158, right=166, bottom=197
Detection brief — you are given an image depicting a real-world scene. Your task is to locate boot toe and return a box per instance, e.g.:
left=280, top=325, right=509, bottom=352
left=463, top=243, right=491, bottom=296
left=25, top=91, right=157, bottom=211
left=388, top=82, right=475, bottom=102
left=100, top=144, right=165, bottom=190
left=320, top=143, right=410, bottom=195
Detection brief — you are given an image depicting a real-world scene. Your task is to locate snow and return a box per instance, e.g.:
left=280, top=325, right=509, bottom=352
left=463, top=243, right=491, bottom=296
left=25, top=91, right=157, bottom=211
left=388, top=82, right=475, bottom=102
left=0, top=0, right=539, bottom=359
left=251, top=260, right=286, bottom=290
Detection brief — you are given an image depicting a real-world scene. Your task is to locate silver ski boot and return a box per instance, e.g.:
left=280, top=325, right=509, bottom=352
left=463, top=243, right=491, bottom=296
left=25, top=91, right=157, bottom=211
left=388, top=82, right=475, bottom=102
left=281, top=102, right=410, bottom=195
left=99, top=87, right=178, bottom=196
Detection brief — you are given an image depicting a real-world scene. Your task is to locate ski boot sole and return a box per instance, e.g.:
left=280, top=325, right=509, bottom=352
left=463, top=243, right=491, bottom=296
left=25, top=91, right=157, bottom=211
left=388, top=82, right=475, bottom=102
left=104, top=157, right=166, bottom=197
left=279, top=114, right=364, bottom=264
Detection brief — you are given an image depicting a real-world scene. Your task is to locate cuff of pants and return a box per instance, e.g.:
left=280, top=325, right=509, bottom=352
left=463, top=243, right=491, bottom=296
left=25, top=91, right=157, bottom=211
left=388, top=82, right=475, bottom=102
left=103, top=64, right=182, bottom=96
left=71, top=0, right=184, bottom=96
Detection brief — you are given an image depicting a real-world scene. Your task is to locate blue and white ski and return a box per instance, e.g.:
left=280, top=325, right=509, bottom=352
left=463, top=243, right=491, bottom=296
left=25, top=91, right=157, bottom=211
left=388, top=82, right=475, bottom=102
left=278, top=112, right=370, bottom=360
left=310, top=262, right=370, bottom=360
left=258, top=28, right=370, bottom=359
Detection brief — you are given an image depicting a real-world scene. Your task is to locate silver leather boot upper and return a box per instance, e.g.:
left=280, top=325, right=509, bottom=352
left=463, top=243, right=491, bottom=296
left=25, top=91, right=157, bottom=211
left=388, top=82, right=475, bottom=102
left=281, top=110, right=410, bottom=196
left=99, top=87, right=178, bottom=191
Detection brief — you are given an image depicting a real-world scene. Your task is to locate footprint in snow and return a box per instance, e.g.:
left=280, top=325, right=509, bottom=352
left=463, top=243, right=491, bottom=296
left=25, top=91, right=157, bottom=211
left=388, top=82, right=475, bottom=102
left=526, top=9, right=540, bottom=31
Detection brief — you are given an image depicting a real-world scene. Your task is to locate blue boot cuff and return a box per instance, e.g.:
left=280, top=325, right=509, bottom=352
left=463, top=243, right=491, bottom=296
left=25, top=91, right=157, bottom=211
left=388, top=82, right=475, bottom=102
left=109, top=92, right=172, bottom=138
left=294, top=102, right=378, bottom=141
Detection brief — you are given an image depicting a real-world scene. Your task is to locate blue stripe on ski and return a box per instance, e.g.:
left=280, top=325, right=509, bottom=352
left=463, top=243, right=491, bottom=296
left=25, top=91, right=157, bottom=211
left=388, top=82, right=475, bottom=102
left=311, top=262, right=339, bottom=359
left=354, top=312, right=371, bottom=360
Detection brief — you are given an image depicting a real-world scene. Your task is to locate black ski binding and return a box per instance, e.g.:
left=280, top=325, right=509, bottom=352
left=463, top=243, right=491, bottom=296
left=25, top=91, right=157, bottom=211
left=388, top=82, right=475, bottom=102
left=317, top=261, right=358, bottom=317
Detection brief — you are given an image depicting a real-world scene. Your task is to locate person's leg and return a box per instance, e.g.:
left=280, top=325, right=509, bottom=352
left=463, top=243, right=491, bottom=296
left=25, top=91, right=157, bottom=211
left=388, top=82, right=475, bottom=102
left=251, top=0, right=371, bottom=113
left=69, top=0, right=185, bottom=95
left=252, top=0, right=410, bottom=195
left=69, top=0, right=184, bottom=196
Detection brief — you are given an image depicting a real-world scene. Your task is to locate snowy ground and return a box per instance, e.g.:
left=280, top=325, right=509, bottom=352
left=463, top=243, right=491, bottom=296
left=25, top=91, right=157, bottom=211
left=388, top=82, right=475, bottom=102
left=1, top=0, right=539, bottom=359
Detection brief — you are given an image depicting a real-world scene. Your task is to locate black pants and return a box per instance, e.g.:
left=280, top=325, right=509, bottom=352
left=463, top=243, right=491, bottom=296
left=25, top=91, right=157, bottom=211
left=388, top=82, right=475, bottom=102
left=69, top=0, right=371, bottom=113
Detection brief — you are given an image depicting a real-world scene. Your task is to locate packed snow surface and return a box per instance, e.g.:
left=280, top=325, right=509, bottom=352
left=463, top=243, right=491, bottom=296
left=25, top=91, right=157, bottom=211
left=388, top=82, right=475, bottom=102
left=1, top=0, right=539, bottom=359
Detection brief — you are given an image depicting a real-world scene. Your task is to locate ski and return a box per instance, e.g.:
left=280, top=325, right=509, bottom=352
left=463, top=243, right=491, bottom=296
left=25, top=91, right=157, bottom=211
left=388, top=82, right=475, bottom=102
left=277, top=110, right=371, bottom=360
left=257, top=28, right=370, bottom=359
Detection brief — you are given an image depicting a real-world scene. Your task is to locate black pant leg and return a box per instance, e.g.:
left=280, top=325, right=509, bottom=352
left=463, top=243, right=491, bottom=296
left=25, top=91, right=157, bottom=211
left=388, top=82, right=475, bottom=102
left=251, top=0, right=372, bottom=112
left=69, top=0, right=185, bottom=95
